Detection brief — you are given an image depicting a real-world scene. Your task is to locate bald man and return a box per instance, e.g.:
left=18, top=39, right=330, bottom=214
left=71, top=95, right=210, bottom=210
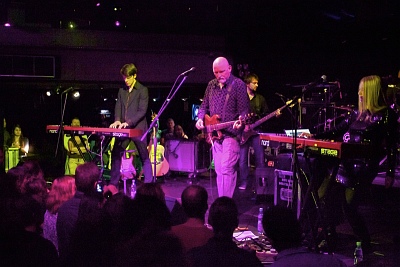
left=196, top=57, right=250, bottom=197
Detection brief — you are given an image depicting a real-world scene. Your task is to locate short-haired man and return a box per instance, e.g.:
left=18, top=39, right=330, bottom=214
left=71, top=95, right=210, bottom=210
left=171, top=185, right=214, bottom=252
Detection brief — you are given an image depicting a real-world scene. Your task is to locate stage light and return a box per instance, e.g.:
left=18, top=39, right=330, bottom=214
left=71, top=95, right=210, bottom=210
left=68, top=21, right=76, bottom=29
left=4, top=23, right=11, bottom=27
left=72, top=91, right=80, bottom=99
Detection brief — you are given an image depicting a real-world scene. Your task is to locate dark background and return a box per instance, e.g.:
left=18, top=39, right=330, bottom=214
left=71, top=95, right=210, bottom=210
left=1, top=0, right=400, bottom=156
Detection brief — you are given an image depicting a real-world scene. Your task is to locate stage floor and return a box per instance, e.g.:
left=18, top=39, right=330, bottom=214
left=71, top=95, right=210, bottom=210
left=158, top=169, right=400, bottom=267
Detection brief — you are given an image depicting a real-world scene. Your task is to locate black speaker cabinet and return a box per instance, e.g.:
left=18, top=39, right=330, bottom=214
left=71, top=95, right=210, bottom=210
left=274, top=169, right=302, bottom=219
left=255, top=167, right=275, bottom=196
left=165, top=139, right=211, bottom=173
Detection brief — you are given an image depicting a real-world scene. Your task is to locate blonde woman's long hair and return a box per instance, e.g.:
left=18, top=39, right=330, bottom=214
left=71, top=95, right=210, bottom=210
left=358, top=75, right=387, bottom=118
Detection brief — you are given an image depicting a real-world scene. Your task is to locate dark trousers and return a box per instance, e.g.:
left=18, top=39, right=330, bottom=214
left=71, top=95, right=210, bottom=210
left=109, top=137, right=152, bottom=186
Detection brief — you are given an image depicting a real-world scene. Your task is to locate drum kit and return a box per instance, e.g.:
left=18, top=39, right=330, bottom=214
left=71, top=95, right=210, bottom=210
left=290, top=81, right=355, bottom=133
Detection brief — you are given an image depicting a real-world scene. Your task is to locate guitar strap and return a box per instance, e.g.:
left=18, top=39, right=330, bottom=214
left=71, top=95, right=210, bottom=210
left=222, top=81, right=234, bottom=121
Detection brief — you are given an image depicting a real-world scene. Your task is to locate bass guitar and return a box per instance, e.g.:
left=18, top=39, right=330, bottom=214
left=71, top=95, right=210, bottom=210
left=203, top=114, right=253, bottom=144
left=240, top=100, right=293, bottom=145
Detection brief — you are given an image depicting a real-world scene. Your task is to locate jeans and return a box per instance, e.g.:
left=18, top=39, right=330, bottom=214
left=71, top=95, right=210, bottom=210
left=239, top=134, right=265, bottom=183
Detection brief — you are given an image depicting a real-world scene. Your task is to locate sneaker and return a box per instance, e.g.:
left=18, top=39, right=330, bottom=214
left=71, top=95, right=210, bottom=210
left=238, top=181, right=247, bottom=190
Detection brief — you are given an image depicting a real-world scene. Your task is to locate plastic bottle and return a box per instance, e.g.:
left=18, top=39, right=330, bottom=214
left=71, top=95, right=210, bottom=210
left=354, top=241, right=363, bottom=265
left=257, top=207, right=264, bottom=235
left=130, top=180, right=137, bottom=199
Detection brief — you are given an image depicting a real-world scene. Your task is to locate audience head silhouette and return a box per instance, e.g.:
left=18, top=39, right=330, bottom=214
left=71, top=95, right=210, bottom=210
left=181, top=185, right=208, bottom=219
left=262, top=205, right=303, bottom=252
left=75, top=162, right=100, bottom=194
left=208, top=196, right=238, bottom=237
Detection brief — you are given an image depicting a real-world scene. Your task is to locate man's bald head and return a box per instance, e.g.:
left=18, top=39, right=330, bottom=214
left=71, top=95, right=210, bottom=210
left=212, top=57, right=232, bottom=87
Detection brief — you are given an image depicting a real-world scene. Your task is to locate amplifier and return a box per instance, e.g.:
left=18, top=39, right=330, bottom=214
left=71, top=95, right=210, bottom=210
left=165, top=139, right=211, bottom=173
left=274, top=169, right=302, bottom=219
left=254, top=156, right=276, bottom=203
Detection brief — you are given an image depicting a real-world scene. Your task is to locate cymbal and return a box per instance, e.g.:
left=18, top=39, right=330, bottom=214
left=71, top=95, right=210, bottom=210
left=290, top=83, right=338, bottom=88
left=331, top=105, right=354, bottom=111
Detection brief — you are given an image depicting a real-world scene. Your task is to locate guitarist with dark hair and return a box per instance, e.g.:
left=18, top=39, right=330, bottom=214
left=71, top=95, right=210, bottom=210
left=238, top=73, right=270, bottom=190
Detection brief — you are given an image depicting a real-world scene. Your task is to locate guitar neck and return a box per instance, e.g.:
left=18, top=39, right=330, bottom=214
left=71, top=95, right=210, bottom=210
left=250, top=103, right=288, bottom=130
left=205, top=120, right=235, bottom=132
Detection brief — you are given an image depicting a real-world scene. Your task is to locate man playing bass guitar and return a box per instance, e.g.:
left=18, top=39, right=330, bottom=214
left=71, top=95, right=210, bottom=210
left=238, top=73, right=269, bottom=190
left=196, top=57, right=250, bottom=198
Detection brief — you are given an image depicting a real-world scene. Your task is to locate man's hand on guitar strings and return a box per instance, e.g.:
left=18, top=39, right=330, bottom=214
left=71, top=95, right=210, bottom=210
left=233, top=116, right=244, bottom=130
left=196, top=119, right=204, bottom=130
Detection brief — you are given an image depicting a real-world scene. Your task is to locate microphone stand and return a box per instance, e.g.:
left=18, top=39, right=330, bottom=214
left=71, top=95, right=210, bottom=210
left=289, top=95, right=321, bottom=252
left=55, top=92, right=69, bottom=159
left=141, top=74, right=189, bottom=183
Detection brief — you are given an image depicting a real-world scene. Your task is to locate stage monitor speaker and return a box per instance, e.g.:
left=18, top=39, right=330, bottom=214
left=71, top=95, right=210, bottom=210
left=165, top=139, right=211, bottom=173
left=274, top=169, right=301, bottom=219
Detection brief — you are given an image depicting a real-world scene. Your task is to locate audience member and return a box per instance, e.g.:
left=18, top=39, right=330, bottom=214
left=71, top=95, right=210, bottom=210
left=160, top=118, right=175, bottom=146
left=135, top=182, right=187, bottom=226
left=174, top=124, right=189, bottom=139
left=0, top=165, right=23, bottom=198
left=262, top=205, right=346, bottom=267
left=116, top=195, right=189, bottom=266
left=7, top=124, right=29, bottom=155
left=19, top=159, right=48, bottom=205
left=0, top=195, right=59, bottom=266
left=66, top=191, right=107, bottom=266
left=43, top=176, right=76, bottom=253
left=171, top=185, right=214, bottom=252
left=188, top=196, right=262, bottom=267
left=56, top=161, right=100, bottom=261
left=135, top=182, right=166, bottom=202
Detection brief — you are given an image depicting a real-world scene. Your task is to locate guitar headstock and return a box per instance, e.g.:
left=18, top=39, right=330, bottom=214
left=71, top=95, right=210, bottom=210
left=151, top=112, right=157, bottom=122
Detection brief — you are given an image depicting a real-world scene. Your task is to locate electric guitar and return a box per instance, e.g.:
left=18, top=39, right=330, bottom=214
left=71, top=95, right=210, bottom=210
left=240, top=100, right=293, bottom=145
left=203, top=114, right=253, bottom=144
left=148, top=113, right=170, bottom=176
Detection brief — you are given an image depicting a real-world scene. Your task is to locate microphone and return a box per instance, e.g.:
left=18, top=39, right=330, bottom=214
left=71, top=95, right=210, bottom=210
left=275, top=92, right=286, bottom=98
left=61, top=87, right=74, bottom=94
left=180, top=67, right=196, bottom=76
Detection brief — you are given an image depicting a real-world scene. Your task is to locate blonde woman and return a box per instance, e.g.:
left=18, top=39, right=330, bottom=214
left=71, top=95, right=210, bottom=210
left=43, top=176, right=76, bottom=253
left=301, top=75, right=398, bottom=252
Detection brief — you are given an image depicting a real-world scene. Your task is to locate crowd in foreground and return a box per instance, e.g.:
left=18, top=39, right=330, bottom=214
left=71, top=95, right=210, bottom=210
left=0, top=160, right=346, bottom=267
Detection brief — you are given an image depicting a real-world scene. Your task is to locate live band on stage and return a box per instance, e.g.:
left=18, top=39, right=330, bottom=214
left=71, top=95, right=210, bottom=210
left=44, top=74, right=400, bottom=181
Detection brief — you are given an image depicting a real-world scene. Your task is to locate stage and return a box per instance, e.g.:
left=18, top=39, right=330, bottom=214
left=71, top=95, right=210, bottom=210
left=159, top=168, right=400, bottom=267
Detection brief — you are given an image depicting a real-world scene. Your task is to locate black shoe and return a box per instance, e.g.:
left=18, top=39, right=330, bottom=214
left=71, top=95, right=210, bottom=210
left=238, top=181, right=247, bottom=190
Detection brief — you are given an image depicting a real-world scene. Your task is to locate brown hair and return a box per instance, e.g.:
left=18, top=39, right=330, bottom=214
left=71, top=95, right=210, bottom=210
left=46, top=176, right=76, bottom=214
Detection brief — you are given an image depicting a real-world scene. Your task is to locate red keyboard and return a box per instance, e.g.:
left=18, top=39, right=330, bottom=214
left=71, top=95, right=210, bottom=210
left=46, top=125, right=143, bottom=138
left=259, top=133, right=371, bottom=159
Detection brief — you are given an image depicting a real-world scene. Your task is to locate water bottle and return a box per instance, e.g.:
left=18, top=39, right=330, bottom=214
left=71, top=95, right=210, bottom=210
left=257, top=207, right=264, bottom=235
left=130, top=180, right=137, bottom=199
left=354, top=241, right=363, bottom=265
